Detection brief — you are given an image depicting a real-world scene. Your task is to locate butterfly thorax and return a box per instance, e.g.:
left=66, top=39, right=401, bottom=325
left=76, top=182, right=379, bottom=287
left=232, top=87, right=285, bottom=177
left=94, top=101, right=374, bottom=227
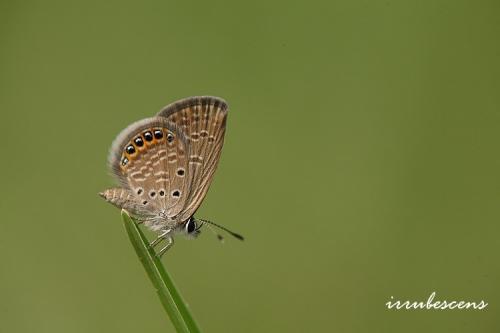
left=142, top=211, right=200, bottom=239
left=144, top=210, right=179, bottom=232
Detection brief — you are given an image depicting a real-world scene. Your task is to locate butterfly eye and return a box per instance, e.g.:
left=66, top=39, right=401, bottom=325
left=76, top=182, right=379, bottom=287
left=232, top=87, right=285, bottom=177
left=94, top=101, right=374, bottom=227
left=185, top=218, right=197, bottom=234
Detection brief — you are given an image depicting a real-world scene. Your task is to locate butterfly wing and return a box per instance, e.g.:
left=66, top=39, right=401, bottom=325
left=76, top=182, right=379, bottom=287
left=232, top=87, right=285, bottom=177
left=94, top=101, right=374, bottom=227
left=156, top=96, right=228, bottom=221
left=99, top=187, right=154, bottom=218
left=106, top=117, right=192, bottom=218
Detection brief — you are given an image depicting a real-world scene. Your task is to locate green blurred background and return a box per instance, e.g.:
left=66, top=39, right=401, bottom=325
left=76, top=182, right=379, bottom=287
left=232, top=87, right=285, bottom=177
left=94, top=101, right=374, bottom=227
left=1, top=1, right=499, bottom=332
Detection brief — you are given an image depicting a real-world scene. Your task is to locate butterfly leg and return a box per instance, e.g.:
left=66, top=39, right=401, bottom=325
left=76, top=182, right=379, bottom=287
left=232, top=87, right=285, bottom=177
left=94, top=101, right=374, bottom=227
left=150, top=229, right=171, bottom=248
left=135, top=219, right=145, bottom=225
left=157, top=237, right=174, bottom=257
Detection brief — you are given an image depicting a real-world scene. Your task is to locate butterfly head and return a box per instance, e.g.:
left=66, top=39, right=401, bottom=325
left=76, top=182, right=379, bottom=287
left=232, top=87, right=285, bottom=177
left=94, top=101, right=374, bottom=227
left=181, top=216, right=202, bottom=239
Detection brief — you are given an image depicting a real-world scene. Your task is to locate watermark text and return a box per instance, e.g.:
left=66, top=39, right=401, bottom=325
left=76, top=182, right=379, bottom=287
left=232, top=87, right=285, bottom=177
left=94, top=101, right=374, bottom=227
left=386, top=292, right=488, bottom=310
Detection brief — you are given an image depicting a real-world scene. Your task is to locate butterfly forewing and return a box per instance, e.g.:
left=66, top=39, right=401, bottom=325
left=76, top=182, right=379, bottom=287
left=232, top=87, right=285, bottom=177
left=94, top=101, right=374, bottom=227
left=107, top=117, right=192, bottom=217
left=156, top=96, right=228, bottom=221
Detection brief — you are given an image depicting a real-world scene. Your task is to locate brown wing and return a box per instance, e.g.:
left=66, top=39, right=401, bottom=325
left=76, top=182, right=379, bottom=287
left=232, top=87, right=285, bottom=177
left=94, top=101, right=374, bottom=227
left=99, top=187, right=154, bottom=218
left=156, top=96, right=228, bottom=221
left=107, top=117, right=192, bottom=218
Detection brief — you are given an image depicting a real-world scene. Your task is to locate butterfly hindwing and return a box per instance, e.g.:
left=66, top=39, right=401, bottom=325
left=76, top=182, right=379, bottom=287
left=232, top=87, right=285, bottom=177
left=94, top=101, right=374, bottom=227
left=107, top=117, right=192, bottom=217
left=99, top=187, right=154, bottom=218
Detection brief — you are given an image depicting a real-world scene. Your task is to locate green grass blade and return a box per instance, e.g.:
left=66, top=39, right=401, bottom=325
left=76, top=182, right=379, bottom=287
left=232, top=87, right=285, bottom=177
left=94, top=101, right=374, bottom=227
left=121, top=210, right=201, bottom=333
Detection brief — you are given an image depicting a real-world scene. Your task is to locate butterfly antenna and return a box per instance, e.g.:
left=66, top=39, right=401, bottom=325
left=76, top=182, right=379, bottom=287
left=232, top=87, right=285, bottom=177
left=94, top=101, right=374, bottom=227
left=197, top=219, right=244, bottom=241
left=199, top=221, right=225, bottom=242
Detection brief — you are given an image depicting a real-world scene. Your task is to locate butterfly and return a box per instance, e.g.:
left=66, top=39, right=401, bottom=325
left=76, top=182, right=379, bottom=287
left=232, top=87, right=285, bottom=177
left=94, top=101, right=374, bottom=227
left=100, top=96, right=243, bottom=256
